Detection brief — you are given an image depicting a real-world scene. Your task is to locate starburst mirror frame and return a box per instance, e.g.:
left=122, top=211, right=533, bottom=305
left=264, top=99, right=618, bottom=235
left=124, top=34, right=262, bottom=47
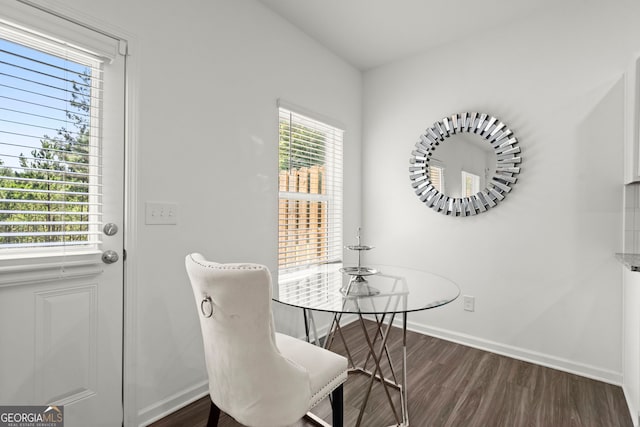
left=409, top=112, right=521, bottom=216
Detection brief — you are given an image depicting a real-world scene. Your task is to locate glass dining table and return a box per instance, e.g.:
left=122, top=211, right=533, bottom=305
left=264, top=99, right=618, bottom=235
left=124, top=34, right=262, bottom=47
left=274, top=264, right=460, bottom=427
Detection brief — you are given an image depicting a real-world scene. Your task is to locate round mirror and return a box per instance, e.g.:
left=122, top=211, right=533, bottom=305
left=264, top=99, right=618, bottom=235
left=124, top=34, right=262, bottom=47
left=409, top=112, right=521, bottom=216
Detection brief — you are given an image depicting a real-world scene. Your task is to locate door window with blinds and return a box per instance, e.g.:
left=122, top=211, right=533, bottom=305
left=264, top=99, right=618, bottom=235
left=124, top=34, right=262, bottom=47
left=0, top=22, right=104, bottom=252
left=278, top=106, right=343, bottom=273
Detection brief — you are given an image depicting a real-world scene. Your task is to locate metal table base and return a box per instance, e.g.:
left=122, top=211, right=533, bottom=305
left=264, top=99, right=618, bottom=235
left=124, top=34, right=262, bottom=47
left=307, top=309, right=410, bottom=427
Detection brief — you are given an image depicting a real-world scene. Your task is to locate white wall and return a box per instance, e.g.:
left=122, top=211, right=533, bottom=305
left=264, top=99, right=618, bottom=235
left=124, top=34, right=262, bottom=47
left=35, top=0, right=361, bottom=425
left=362, top=1, right=640, bottom=383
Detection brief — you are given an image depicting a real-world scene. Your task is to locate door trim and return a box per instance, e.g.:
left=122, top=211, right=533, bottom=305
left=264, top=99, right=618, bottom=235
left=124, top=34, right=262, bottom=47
left=122, top=37, right=141, bottom=427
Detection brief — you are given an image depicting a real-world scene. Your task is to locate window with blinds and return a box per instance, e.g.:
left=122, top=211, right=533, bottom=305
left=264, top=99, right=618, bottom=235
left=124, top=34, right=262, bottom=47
left=278, top=106, right=343, bottom=272
left=430, top=164, right=445, bottom=194
left=461, top=170, right=480, bottom=197
left=0, top=24, right=103, bottom=251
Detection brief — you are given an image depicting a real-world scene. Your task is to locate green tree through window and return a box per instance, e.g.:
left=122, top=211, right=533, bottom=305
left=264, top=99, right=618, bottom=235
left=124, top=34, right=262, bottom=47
left=0, top=38, right=95, bottom=248
left=279, top=119, right=326, bottom=172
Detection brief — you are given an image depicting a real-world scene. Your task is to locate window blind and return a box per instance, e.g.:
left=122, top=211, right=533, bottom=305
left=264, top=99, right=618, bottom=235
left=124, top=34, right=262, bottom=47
left=430, top=164, right=444, bottom=194
left=0, top=23, right=105, bottom=250
left=278, top=106, right=343, bottom=271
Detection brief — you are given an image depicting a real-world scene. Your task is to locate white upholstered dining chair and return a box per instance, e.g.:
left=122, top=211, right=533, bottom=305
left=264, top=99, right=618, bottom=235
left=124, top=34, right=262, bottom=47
left=185, top=253, right=348, bottom=427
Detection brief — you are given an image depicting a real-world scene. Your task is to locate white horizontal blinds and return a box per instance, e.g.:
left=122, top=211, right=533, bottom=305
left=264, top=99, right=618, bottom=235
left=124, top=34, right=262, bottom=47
left=430, top=165, right=444, bottom=193
left=278, top=107, right=343, bottom=271
left=0, top=24, right=104, bottom=250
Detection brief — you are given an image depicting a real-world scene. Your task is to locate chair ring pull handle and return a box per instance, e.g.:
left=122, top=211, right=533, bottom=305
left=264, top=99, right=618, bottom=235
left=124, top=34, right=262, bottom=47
left=201, top=296, right=214, bottom=318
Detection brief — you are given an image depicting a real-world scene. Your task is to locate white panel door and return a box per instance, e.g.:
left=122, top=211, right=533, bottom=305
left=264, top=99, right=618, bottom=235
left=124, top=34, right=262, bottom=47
left=0, top=4, right=125, bottom=426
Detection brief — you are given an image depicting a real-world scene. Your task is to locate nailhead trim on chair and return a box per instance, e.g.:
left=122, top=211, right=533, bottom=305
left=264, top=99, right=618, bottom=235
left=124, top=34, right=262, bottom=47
left=309, top=371, right=348, bottom=409
left=190, top=256, right=267, bottom=271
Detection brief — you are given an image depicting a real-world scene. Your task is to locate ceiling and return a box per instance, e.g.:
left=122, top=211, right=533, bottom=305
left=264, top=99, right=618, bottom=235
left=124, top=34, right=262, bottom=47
left=257, top=0, right=568, bottom=70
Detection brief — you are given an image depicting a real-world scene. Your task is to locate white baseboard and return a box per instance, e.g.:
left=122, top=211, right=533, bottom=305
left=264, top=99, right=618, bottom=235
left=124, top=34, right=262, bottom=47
left=336, top=314, right=621, bottom=385
left=623, top=384, right=640, bottom=427
left=138, top=379, right=209, bottom=427
left=401, top=319, right=623, bottom=386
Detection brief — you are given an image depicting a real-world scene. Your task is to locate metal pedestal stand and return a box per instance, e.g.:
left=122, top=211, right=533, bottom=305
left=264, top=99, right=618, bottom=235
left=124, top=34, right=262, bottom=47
left=340, top=228, right=379, bottom=297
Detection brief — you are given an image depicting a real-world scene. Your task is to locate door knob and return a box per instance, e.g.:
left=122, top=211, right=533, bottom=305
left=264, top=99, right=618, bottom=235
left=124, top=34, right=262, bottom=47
left=102, top=250, right=119, bottom=264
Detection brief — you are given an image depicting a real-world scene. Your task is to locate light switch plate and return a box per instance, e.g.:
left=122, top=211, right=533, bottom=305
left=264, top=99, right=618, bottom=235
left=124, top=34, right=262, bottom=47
left=145, top=202, right=178, bottom=225
left=463, top=295, right=475, bottom=312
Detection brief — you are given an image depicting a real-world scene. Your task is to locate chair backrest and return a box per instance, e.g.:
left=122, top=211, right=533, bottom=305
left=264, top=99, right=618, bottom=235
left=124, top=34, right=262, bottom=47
left=185, top=253, right=311, bottom=427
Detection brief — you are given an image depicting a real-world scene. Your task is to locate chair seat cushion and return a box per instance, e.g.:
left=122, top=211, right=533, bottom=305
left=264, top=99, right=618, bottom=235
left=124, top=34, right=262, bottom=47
left=276, top=333, right=348, bottom=409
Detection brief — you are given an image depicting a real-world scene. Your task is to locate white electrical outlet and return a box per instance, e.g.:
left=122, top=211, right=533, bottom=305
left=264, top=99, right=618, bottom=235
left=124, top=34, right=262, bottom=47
left=463, top=295, right=475, bottom=312
left=145, top=202, right=178, bottom=225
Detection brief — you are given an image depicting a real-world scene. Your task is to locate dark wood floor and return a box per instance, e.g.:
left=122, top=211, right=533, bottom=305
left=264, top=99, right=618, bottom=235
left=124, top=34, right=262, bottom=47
left=150, top=320, right=633, bottom=427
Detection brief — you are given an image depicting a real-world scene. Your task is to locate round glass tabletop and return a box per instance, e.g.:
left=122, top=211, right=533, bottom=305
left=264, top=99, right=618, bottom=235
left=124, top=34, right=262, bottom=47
left=274, top=264, right=460, bottom=314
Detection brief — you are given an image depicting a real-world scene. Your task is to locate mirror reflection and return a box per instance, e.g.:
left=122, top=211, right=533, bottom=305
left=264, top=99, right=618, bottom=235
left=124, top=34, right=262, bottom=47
left=428, top=133, right=497, bottom=198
